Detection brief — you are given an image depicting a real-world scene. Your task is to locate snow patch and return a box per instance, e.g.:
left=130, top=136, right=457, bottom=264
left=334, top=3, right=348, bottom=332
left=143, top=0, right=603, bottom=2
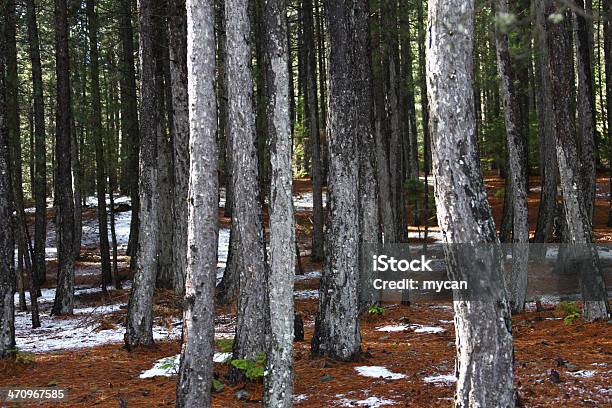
left=376, top=325, right=409, bottom=332
left=140, top=352, right=233, bottom=379
left=337, top=395, right=396, bottom=407
left=412, top=325, right=445, bottom=334
left=423, top=374, right=456, bottom=385
left=354, top=366, right=406, bottom=380
left=568, top=370, right=597, bottom=378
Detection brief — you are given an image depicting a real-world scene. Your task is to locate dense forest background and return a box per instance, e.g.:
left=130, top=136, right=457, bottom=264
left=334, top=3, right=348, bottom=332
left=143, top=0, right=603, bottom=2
left=0, top=0, right=611, bottom=406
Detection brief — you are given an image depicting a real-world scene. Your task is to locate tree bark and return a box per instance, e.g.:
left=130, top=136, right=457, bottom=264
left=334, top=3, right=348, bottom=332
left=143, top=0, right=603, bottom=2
left=263, top=1, right=295, bottom=404
left=546, top=1, right=610, bottom=322
left=52, top=0, right=76, bottom=316
left=175, top=1, right=218, bottom=405
left=605, top=1, right=612, bottom=227
left=0, top=41, right=16, bottom=358
left=303, top=0, right=324, bottom=262
left=426, top=1, right=515, bottom=406
left=417, top=0, right=431, bottom=173
left=311, top=0, right=361, bottom=361
left=226, top=0, right=268, bottom=380
left=494, top=0, right=529, bottom=313
left=86, top=0, right=112, bottom=289
left=26, top=0, right=47, bottom=287
left=534, top=0, right=558, bottom=246
left=125, top=0, right=161, bottom=348
left=574, top=0, right=597, bottom=221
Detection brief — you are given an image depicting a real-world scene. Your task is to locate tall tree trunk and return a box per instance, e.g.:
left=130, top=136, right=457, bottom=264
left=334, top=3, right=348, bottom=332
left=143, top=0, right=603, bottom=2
left=311, top=0, right=361, bottom=361
left=0, top=41, right=16, bottom=357
left=26, top=0, right=47, bottom=287
left=175, top=1, right=218, bottom=405
left=168, top=0, right=189, bottom=297
left=574, top=0, right=597, bottom=221
left=226, top=0, right=268, bottom=381
left=547, top=1, right=610, bottom=322
left=125, top=0, right=161, bottom=348
left=494, top=0, right=529, bottom=313
left=303, top=0, right=324, bottom=262
left=355, top=0, right=380, bottom=311
left=86, top=0, right=112, bottom=289
left=263, top=1, right=295, bottom=404
left=119, top=0, right=141, bottom=264
left=52, top=0, right=76, bottom=316
left=426, top=1, right=515, bottom=406
left=605, top=1, right=612, bottom=227
left=534, top=0, right=558, bottom=246
left=417, top=0, right=431, bottom=173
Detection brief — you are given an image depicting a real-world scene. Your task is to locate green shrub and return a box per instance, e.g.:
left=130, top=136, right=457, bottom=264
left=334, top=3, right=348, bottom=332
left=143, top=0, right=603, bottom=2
left=231, top=352, right=266, bottom=381
left=367, top=305, right=385, bottom=316
left=556, top=301, right=581, bottom=325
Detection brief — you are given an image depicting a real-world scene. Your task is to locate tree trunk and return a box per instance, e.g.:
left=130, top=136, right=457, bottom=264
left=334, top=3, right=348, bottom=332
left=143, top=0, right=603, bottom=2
left=0, top=45, right=16, bottom=357
left=303, top=0, right=325, bottom=262
left=534, top=0, right=558, bottom=246
left=311, top=0, right=361, bottom=361
left=86, top=0, right=112, bottom=289
left=426, top=1, right=515, bottom=406
left=574, top=0, right=597, bottom=221
left=119, top=0, right=141, bottom=263
left=168, top=0, right=189, bottom=297
left=605, top=1, right=612, bottom=227
left=226, top=0, right=268, bottom=380
left=125, top=0, right=161, bottom=348
left=355, top=0, right=380, bottom=311
left=417, top=0, right=431, bottom=173
left=26, top=0, right=47, bottom=287
left=494, top=0, right=529, bottom=313
left=52, top=0, right=76, bottom=316
left=546, top=1, right=610, bottom=322
left=263, top=1, right=295, bottom=404
left=217, top=0, right=232, bottom=219
left=175, top=1, right=218, bottom=405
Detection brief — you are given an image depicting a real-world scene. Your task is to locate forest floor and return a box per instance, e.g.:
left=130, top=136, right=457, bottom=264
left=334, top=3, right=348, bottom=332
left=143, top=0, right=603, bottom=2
left=2, top=175, right=612, bottom=407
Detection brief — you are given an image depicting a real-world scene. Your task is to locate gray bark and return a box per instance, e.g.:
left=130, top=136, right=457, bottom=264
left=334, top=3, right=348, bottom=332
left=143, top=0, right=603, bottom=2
left=175, top=1, right=218, bottom=405
left=52, top=0, right=76, bottom=316
left=426, top=1, right=515, bottom=406
left=303, top=0, right=324, bottom=262
left=355, top=0, right=380, bottom=310
left=606, top=1, right=612, bottom=227
left=494, top=0, right=529, bottom=313
left=311, top=0, right=361, bottom=361
left=125, top=0, right=160, bottom=348
left=574, top=0, right=597, bottom=221
left=0, top=39, right=16, bottom=358
left=534, top=0, right=558, bottom=246
left=86, top=0, right=112, bottom=288
left=263, top=1, right=295, bottom=405
left=26, top=0, right=47, bottom=286
left=546, top=1, right=610, bottom=321
left=168, top=0, right=189, bottom=297
left=226, top=0, right=268, bottom=379
left=417, top=0, right=431, bottom=173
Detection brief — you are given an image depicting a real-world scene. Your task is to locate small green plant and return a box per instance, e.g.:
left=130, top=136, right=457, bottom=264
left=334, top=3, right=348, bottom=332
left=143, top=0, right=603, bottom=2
left=212, top=378, right=224, bottom=392
left=368, top=305, right=385, bottom=316
left=231, top=352, right=266, bottom=381
left=557, top=301, right=581, bottom=325
left=215, top=338, right=234, bottom=352
left=14, top=349, right=35, bottom=365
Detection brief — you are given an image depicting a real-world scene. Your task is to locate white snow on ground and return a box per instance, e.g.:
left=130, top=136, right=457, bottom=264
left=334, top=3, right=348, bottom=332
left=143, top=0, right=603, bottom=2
left=412, top=325, right=445, bottom=334
left=139, top=352, right=233, bottom=379
left=423, top=374, right=456, bottom=385
left=293, top=191, right=327, bottom=211
left=294, top=289, right=319, bottom=299
left=568, top=370, right=597, bottom=378
left=294, top=394, right=308, bottom=402
left=354, top=366, right=406, bottom=380
left=295, top=270, right=321, bottom=281
left=337, top=395, right=396, bottom=407
left=14, top=284, right=127, bottom=307
left=376, top=325, right=409, bottom=332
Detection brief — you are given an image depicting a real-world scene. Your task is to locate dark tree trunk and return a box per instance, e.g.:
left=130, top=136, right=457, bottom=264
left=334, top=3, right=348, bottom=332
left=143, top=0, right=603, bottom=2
left=263, top=0, right=295, bottom=404
left=547, top=1, right=610, bottom=322
left=417, top=0, right=431, bottom=173
left=494, top=0, right=529, bottom=313
left=52, top=0, right=76, bottom=316
left=534, top=0, right=558, bottom=246
left=606, top=1, right=612, bottom=226
left=175, top=1, right=218, bottom=405
left=125, top=0, right=161, bottom=348
left=355, top=0, right=380, bottom=311
left=226, top=0, right=268, bottom=381
left=311, top=0, right=361, bottom=361
left=26, top=0, right=47, bottom=287
left=426, top=1, right=515, bottom=406
left=168, top=0, right=189, bottom=297
left=303, top=0, right=324, bottom=262
left=86, top=0, right=112, bottom=289
left=0, top=42, right=16, bottom=357
left=119, top=0, right=141, bottom=263
left=574, top=0, right=597, bottom=221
